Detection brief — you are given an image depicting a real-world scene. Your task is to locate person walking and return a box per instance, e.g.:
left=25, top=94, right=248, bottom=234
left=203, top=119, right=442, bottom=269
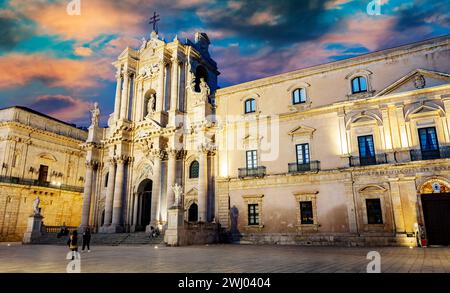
left=82, top=227, right=91, bottom=252
left=67, top=230, right=78, bottom=260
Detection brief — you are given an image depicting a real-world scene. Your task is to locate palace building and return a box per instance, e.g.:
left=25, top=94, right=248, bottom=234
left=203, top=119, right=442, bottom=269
left=0, top=106, right=87, bottom=241
left=79, top=32, right=450, bottom=246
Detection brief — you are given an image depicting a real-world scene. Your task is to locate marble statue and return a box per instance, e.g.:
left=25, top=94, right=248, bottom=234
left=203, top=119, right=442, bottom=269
left=172, top=183, right=183, bottom=207
left=33, top=196, right=41, bottom=215
left=90, top=102, right=100, bottom=127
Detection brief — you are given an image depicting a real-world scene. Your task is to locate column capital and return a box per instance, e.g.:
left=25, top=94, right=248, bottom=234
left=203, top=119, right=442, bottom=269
left=150, top=148, right=165, bottom=160
left=85, top=160, right=99, bottom=169
left=167, top=148, right=179, bottom=159
left=197, top=143, right=216, bottom=155
left=115, top=155, right=131, bottom=164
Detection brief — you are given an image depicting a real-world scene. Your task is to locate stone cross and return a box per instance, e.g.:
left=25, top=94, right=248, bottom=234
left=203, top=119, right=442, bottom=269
left=149, top=11, right=160, bottom=33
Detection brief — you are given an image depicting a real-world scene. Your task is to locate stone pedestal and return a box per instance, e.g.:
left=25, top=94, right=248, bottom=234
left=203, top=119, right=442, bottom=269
left=23, top=214, right=44, bottom=244
left=164, top=207, right=184, bottom=246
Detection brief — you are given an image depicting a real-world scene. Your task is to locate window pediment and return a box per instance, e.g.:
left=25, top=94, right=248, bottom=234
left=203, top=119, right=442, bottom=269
left=288, top=125, right=316, bottom=139
left=358, top=185, right=387, bottom=195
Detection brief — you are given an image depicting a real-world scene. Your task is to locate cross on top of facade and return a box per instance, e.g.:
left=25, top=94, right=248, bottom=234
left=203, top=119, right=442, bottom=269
left=149, top=11, right=161, bottom=33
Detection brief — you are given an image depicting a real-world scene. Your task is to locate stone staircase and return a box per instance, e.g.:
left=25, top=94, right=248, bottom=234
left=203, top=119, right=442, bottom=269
left=31, top=232, right=165, bottom=246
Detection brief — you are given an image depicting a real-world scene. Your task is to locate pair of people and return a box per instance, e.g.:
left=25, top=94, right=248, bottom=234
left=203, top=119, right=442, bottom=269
left=149, top=226, right=160, bottom=238
left=67, top=228, right=91, bottom=259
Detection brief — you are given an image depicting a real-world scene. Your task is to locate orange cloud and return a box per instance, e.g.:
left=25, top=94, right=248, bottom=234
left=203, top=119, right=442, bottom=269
left=9, top=0, right=148, bottom=41
left=74, top=47, right=93, bottom=56
left=0, top=53, right=114, bottom=89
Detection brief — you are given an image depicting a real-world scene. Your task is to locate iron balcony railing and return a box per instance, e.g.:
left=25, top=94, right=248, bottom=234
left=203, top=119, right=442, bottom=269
left=410, top=146, right=450, bottom=161
left=238, top=166, right=266, bottom=178
left=0, top=176, right=84, bottom=193
left=288, top=161, right=321, bottom=173
left=349, top=153, right=387, bottom=167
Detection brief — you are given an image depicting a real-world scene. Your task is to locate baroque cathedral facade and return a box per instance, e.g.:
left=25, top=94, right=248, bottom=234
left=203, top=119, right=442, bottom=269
left=81, top=31, right=450, bottom=246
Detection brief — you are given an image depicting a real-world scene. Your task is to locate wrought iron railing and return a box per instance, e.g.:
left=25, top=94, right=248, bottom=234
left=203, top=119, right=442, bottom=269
left=349, top=153, right=387, bottom=167
left=0, top=176, right=84, bottom=193
left=410, top=146, right=450, bottom=161
left=288, top=161, right=320, bottom=173
left=238, top=166, right=266, bottom=178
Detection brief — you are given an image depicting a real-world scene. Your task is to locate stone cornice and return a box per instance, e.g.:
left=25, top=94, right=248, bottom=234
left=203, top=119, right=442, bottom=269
left=216, top=35, right=450, bottom=96
left=0, top=121, right=86, bottom=145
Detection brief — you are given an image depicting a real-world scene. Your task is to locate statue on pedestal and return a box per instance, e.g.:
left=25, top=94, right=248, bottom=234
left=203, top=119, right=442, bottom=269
left=171, top=183, right=183, bottom=208
left=90, top=102, right=100, bottom=127
left=32, top=196, right=41, bottom=215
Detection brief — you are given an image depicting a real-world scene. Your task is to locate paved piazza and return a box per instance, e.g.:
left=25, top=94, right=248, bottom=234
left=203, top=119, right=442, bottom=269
left=0, top=243, right=449, bottom=273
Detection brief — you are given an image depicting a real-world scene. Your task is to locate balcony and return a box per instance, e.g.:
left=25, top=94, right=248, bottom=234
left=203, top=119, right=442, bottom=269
left=0, top=176, right=84, bottom=193
left=288, top=161, right=320, bottom=174
left=410, top=146, right=450, bottom=161
left=349, top=153, right=387, bottom=167
left=238, top=167, right=266, bottom=178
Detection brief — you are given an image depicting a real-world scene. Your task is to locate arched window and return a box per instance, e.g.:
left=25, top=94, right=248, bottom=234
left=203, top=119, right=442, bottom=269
left=244, top=98, right=256, bottom=114
left=351, top=76, right=368, bottom=94
left=292, top=88, right=306, bottom=104
left=189, top=161, right=199, bottom=178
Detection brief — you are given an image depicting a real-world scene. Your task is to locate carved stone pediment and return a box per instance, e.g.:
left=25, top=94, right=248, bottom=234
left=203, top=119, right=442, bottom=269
left=288, top=125, right=316, bottom=139
left=375, top=69, right=450, bottom=97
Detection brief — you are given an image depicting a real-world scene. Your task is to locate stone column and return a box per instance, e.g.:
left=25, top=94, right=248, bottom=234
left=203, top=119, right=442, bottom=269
left=120, top=73, right=131, bottom=120
left=132, top=193, right=139, bottom=227
left=150, top=149, right=163, bottom=226
left=111, top=157, right=127, bottom=230
left=388, top=179, right=406, bottom=234
left=166, top=149, right=177, bottom=209
left=80, top=161, right=96, bottom=228
left=156, top=61, right=165, bottom=112
left=197, top=146, right=208, bottom=222
left=114, top=74, right=122, bottom=121
left=103, top=159, right=116, bottom=227
left=170, top=58, right=179, bottom=111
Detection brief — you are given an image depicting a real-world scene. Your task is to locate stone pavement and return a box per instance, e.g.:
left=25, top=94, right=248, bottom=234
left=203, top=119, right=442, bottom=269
left=0, top=243, right=449, bottom=273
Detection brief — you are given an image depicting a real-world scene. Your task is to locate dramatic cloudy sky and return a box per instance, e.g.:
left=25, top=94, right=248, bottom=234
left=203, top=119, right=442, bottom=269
left=0, top=0, right=449, bottom=126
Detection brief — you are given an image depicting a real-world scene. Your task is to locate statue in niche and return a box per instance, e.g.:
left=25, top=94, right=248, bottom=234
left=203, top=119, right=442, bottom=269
left=146, top=93, right=156, bottom=117
left=90, top=102, right=100, bottom=127
left=199, top=78, right=210, bottom=96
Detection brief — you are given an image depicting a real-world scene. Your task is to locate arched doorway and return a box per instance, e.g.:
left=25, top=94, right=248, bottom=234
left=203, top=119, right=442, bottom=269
left=136, top=179, right=153, bottom=231
left=188, top=203, right=198, bottom=222
left=420, top=179, right=450, bottom=245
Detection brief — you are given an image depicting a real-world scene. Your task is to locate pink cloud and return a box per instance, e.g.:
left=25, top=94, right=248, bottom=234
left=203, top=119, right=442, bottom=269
left=324, top=0, right=352, bottom=10
left=249, top=9, right=281, bottom=26
left=32, top=94, right=92, bottom=122
left=0, top=53, right=114, bottom=89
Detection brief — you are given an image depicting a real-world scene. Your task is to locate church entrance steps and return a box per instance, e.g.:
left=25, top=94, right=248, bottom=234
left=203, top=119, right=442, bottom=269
left=27, top=232, right=165, bottom=246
